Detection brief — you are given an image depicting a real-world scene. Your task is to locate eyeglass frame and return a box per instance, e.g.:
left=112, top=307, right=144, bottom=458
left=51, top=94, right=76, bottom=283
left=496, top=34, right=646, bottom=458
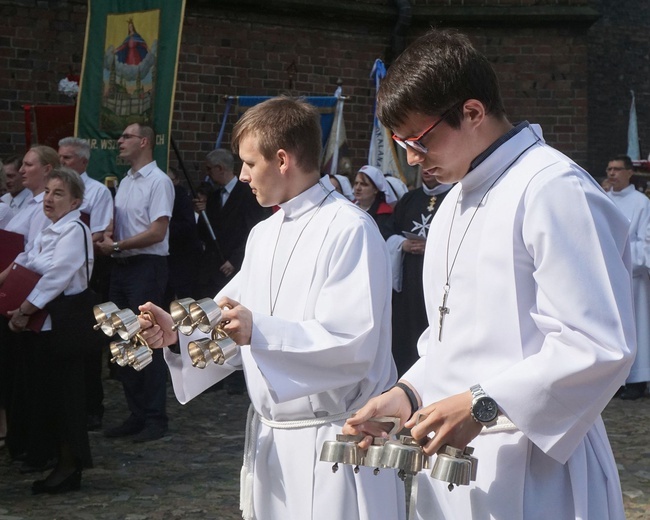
left=119, top=133, right=145, bottom=141
left=391, top=102, right=464, bottom=154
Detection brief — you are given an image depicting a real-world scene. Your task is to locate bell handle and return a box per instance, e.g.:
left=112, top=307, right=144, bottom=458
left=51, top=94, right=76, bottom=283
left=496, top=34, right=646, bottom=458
left=369, top=416, right=401, bottom=437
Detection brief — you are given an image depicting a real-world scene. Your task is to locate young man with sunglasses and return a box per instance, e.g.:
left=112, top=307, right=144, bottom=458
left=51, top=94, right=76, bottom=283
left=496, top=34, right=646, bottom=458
left=345, top=29, right=634, bottom=519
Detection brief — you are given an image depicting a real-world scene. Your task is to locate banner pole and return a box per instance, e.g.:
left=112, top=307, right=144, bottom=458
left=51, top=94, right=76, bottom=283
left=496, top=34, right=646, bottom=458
left=170, top=136, right=225, bottom=264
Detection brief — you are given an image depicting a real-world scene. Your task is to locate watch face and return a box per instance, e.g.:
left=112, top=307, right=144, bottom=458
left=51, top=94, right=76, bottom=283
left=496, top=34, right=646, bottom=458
left=473, top=396, right=498, bottom=423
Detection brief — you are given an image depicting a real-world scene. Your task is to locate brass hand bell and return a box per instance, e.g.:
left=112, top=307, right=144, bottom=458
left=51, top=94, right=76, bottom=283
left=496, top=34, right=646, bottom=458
left=92, top=301, right=154, bottom=371
left=169, top=297, right=238, bottom=369
left=430, top=444, right=477, bottom=491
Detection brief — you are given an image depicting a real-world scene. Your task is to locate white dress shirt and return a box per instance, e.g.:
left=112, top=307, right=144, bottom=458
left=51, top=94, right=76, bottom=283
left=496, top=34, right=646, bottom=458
left=14, top=210, right=93, bottom=331
left=1, top=189, right=33, bottom=216
left=79, top=172, right=113, bottom=233
left=113, top=161, right=174, bottom=257
left=4, top=192, right=49, bottom=252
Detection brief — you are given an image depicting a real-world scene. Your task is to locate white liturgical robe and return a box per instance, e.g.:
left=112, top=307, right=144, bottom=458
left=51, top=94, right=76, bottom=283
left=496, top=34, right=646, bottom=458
left=607, top=184, right=650, bottom=384
left=403, top=123, right=635, bottom=520
left=165, top=178, right=405, bottom=520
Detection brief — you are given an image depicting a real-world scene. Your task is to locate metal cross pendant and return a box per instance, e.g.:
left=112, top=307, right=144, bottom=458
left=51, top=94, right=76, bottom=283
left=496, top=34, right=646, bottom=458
left=438, top=284, right=450, bottom=341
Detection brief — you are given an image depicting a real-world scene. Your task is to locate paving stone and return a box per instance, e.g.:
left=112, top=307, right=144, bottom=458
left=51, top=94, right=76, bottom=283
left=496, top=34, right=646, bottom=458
left=1, top=378, right=649, bottom=518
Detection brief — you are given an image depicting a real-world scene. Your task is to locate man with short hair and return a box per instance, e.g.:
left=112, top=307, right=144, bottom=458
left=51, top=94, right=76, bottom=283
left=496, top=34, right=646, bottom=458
left=98, top=123, right=174, bottom=443
left=345, top=29, right=635, bottom=519
left=0, top=155, right=31, bottom=217
left=604, top=154, right=650, bottom=400
left=193, top=148, right=270, bottom=299
left=58, top=138, right=113, bottom=242
left=139, top=97, right=405, bottom=520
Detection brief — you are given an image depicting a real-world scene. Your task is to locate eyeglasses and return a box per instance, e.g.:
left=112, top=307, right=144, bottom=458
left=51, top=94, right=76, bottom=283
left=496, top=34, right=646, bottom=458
left=119, top=133, right=144, bottom=140
left=392, top=103, right=462, bottom=154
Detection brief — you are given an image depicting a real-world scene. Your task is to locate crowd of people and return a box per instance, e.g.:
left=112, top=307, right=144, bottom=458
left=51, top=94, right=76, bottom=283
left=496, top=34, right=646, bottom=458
left=0, top=26, right=645, bottom=520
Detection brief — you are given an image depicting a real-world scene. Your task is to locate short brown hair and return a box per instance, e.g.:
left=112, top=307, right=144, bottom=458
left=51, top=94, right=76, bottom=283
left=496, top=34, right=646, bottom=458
left=231, top=97, right=321, bottom=173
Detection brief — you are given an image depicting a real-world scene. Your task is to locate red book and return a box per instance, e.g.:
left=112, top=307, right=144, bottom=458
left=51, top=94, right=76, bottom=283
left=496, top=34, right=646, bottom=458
left=0, top=228, right=24, bottom=271
left=0, top=263, right=48, bottom=332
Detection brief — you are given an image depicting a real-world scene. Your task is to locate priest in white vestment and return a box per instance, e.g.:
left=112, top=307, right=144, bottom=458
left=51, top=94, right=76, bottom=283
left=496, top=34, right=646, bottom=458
left=604, top=154, right=650, bottom=400
left=139, top=97, right=405, bottom=520
left=345, top=29, right=635, bottom=520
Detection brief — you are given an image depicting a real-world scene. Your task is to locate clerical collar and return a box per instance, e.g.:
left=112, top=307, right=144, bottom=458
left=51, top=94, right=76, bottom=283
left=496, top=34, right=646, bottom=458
left=468, top=121, right=530, bottom=173
left=609, top=184, right=635, bottom=197
left=279, top=178, right=333, bottom=221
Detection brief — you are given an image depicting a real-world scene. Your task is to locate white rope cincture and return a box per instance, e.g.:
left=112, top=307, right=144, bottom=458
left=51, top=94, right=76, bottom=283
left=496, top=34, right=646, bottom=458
left=239, top=405, right=355, bottom=519
left=481, top=415, right=518, bottom=434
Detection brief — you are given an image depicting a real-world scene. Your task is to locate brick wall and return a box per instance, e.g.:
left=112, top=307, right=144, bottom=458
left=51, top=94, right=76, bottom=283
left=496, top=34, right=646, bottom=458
left=587, top=0, right=650, bottom=176
left=0, top=0, right=601, bottom=183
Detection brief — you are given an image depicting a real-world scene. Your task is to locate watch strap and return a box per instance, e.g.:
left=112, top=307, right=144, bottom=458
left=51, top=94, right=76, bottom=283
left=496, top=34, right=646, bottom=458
left=393, top=382, right=418, bottom=416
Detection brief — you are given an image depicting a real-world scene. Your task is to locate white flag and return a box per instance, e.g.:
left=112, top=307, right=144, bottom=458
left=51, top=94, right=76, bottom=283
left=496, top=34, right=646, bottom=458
left=628, top=90, right=640, bottom=161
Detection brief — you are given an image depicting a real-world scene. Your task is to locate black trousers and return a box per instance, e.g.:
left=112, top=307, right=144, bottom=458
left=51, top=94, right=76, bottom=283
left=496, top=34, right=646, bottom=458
left=109, top=255, right=169, bottom=428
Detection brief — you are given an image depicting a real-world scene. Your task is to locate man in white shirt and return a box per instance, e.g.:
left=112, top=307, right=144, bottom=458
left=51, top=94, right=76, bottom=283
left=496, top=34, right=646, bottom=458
left=58, top=138, right=113, bottom=242
left=58, top=137, right=115, bottom=431
left=0, top=155, right=32, bottom=217
left=97, top=124, right=174, bottom=443
left=345, top=29, right=634, bottom=520
left=138, top=97, right=404, bottom=520
left=604, top=154, right=650, bottom=400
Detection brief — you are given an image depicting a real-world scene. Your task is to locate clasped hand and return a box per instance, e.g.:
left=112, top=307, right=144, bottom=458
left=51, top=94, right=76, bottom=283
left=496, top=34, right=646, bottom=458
left=343, top=388, right=482, bottom=456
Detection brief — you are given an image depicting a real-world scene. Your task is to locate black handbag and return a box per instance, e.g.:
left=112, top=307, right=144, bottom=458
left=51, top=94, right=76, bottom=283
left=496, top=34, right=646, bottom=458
left=45, top=222, right=101, bottom=336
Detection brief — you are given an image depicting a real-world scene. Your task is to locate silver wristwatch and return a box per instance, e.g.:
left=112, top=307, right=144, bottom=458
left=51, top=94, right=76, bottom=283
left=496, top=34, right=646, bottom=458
left=470, top=384, right=498, bottom=426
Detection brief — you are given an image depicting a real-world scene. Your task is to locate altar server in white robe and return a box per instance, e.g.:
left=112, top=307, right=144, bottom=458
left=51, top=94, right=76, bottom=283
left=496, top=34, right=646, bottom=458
left=345, top=29, right=635, bottom=520
left=604, top=154, right=650, bottom=400
left=139, top=97, right=405, bottom=520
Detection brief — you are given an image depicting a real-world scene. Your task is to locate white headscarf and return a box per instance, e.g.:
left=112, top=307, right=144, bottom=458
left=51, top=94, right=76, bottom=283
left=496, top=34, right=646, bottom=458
left=358, top=165, right=398, bottom=206
left=334, top=174, right=354, bottom=200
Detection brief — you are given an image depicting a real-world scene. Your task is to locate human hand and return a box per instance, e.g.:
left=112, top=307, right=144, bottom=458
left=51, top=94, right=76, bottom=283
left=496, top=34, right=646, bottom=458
left=402, top=238, right=425, bottom=255
left=342, top=385, right=415, bottom=449
left=405, top=390, right=482, bottom=456
left=138, top=301, right=178, bottom=349
left=7, top=308, right=29, bottom=333
left=219, top=260, right=236, bottom=277
left=218, top=297, right=252, bottom=345
left=96, top=234, right=115, bottom=256
left=193, top=198, right=207, bottom=213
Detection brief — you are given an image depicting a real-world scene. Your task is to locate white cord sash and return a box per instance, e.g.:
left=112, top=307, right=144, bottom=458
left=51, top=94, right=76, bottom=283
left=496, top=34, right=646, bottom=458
left=239, top=404, right=354, bottom=520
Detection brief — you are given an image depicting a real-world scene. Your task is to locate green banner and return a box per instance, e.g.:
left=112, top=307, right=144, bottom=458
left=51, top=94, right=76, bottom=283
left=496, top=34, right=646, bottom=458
left=76, top=0, right=186, bottom=181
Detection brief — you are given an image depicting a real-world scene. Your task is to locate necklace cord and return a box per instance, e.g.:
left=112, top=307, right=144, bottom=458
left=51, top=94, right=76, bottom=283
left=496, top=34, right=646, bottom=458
left=269, top=185, right=335, bottom=316
left=445, top=142, right=537, bottom=283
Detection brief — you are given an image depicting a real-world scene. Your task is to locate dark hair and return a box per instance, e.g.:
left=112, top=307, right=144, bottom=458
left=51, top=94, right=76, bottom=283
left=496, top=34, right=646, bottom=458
left=377, top=28, right=505, bottom=130
left=610, top=155, right=633, bottom=170
left=2, top=154, right=23, bottom=172
left=231, top=96, right=322, bottom=173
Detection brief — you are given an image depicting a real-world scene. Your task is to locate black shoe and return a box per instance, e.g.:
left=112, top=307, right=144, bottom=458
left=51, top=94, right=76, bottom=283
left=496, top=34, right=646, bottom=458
left=32, top=469, right=81, bottom=495
left=19, top=458, right=56, bottom=474
left=620, top=383, right=646, bottom=401
left=132, top=424, right=168, bottom=443
left=87, top=414, right=103, bottom=431
left=104, top=418, right=145, bottom=438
